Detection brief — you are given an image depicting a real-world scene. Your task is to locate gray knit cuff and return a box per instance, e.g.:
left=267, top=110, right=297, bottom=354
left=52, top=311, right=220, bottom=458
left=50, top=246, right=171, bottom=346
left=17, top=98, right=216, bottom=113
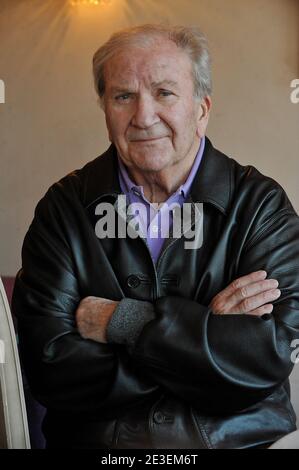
left=106, top=298, right=155, bottom=348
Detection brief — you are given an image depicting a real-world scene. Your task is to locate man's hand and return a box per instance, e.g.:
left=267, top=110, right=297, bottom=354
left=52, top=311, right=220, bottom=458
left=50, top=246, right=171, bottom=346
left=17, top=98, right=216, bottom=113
left=210, top=270, right=281, bottom=316
left=76, top=296, right=119, bottom=343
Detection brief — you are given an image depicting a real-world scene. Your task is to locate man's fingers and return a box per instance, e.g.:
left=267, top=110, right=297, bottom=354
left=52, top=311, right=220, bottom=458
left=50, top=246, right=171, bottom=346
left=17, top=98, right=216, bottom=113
left=210, top=271, right=281, bottom=315
left=223, top=278, right=279, bottom=311
left=217, top=270, right=267, bottom=299
left=246, top=304, right=274, bottom=317
left=235, top=288, right=281, bottom=314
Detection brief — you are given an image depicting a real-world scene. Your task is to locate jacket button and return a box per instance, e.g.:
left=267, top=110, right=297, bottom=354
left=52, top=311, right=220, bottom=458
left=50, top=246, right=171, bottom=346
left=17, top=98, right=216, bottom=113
left=127, top=275, right=140, bottom=288
left=153, top=411, right=165, bottom=424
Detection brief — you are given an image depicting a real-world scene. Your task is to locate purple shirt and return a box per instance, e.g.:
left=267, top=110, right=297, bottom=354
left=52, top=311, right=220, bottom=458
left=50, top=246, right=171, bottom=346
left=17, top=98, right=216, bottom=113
left=117, top=136, right=205, bottom=264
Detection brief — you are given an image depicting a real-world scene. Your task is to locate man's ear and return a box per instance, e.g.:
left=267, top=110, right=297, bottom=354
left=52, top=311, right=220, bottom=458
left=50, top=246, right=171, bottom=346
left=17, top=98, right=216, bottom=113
left=196, top=96, right=212, bottom=138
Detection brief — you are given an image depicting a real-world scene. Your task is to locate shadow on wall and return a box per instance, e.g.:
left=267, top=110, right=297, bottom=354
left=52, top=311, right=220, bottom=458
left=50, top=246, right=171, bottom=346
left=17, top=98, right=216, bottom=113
left=0, top=0, right=69, bottom=16
left=122, top=0, right=171, bottom=24
left=0, top=0, right=71, bottom=78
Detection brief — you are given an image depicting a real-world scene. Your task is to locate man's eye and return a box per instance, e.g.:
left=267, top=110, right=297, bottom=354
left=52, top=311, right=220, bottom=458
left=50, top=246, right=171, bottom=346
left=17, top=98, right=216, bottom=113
left=159, top=90, right=174, bottom=97
left=115, top=94, right=131, bottom=101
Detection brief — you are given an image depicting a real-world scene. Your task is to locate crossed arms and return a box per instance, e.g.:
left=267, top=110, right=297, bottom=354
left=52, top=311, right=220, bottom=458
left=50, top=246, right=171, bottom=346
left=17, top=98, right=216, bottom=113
left=12, top=179, right=299, bottom=416
left=76, top=270, right=281, bottom=344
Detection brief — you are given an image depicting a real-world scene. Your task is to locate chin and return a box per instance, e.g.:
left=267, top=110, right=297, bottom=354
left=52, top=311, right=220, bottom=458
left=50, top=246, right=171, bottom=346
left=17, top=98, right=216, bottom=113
left=131, top=140, right=172, bottom=169
left=133, top=151, right=172, bottom=173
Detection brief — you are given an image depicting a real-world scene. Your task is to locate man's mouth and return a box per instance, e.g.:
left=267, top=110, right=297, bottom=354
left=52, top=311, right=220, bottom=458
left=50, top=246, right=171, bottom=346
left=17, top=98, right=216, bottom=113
left=130, top=136, right=167, bottom=142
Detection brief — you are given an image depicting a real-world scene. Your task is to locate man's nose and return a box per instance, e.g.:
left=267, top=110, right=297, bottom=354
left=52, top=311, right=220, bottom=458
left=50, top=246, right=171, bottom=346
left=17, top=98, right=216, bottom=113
left=131, top=95, right=160, bottom=129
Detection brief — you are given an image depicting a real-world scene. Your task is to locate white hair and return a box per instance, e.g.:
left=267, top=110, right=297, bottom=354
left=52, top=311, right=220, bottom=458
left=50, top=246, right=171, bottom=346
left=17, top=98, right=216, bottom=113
left=92, top=24, right=212, bottom=100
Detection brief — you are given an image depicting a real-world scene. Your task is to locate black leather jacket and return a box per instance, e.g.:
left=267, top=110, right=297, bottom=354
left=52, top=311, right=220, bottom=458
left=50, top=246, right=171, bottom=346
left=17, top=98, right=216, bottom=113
left=12, top=137, right=299, bottom=449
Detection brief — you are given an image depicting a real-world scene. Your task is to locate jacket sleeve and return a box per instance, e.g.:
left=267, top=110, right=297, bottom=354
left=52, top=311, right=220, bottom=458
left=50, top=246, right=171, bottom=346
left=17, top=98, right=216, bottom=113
left=12, top=184, right=158, bottom=418
left=122, top=187, right=299, bottom=414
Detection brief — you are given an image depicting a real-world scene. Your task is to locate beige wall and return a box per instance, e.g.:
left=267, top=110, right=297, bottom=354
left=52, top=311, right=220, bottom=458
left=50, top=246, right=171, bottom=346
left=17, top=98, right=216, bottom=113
left=0, top=0, right=298, bottom=275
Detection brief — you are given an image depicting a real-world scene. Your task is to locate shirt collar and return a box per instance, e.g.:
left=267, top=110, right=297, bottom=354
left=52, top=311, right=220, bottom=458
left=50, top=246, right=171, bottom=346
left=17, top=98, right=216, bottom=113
left=83, top=136, right=231, bottom=216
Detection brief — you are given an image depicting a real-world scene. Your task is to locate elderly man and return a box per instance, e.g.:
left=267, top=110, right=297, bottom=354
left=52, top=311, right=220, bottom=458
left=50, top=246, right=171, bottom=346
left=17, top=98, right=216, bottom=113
left=12, top=24, right=299, bottom=449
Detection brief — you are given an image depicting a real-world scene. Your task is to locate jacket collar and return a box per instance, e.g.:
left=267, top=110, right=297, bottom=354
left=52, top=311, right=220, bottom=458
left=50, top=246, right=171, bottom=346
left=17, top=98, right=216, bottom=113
left=83, top=136, right=231, bottom=215
left=190, top=136, right=231, bottom=215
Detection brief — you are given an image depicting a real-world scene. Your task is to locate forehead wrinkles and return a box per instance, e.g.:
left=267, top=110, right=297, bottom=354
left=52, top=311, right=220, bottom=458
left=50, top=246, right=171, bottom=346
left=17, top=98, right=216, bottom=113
left=110, top=66, right=172, bottom=91
left=105, top=45, right=193, bottom=90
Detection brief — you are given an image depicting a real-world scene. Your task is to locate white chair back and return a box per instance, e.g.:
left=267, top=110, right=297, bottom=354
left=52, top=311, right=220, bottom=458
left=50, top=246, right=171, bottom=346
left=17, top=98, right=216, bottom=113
left=269, top=430, right=299, bottom=449
left=0, top=276, right=30, bottom=448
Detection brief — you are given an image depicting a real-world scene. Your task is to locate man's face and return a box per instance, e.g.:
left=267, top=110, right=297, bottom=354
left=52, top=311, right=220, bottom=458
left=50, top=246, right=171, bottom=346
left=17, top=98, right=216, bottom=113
left=103, top=39, right=210, bottom=174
